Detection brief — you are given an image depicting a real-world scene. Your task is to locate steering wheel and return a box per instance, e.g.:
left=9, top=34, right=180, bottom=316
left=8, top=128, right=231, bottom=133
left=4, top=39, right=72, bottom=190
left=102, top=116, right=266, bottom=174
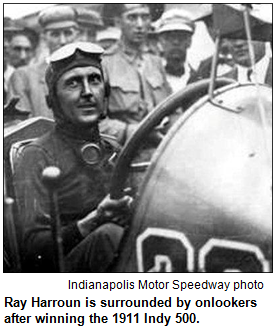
left=110, top=78, right=235, bottom=199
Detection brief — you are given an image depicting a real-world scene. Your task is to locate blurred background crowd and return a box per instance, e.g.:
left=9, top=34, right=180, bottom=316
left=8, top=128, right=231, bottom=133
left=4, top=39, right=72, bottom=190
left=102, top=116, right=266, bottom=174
left=4, top=4, right=272, bottom=121
left=4, top=4, right=215, bottom=67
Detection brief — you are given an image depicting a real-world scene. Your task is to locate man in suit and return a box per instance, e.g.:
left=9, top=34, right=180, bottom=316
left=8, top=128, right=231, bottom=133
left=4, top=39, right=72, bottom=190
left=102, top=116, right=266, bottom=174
left=193, top=4, right=272, bottom=86
left=226, top=38, right=272, bottom=86
left=8, top=5, right=80, bottom=119
left=191, top=4, right=234, bottom=82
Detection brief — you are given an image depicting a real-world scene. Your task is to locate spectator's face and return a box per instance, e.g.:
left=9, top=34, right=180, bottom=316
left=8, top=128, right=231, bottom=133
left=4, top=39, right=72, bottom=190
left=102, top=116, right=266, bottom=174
left=120, top=5, right=151, bottom=45
left=9, top=34, right=33, bottom=67
left=56, top=66, right=105, bottom=126
left=78, top=27, right=97, bottom=43
left=228, top=39, right=266, bottom=67
left=44, top=27, right=79, bottom=53
left=159, top=30, right=192, bottom=64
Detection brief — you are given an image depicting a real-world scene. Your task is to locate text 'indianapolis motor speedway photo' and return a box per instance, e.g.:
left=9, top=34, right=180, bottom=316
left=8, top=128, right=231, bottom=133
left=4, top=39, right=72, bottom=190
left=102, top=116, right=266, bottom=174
left=3, top=3, right=272, bottom=273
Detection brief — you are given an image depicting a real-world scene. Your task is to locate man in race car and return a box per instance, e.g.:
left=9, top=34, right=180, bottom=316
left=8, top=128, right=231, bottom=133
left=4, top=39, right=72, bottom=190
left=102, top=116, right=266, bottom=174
left=14, top=42, right=132, bottom=272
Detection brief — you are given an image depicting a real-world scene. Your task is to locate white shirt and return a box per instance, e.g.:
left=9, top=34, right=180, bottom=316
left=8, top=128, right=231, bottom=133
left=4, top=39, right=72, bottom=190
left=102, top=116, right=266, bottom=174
left=236, top=54, right=271, bottom=84
left=217, top=63, right=233, bottom=77
left=4, top=65, right=15, bottom=91
left=163, top=60, right=193, bottom=93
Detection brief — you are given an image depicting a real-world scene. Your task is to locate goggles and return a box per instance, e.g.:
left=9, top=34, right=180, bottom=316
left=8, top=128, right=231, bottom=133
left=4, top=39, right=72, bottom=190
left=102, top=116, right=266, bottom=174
left=45, top=42, right=105, bottom=108
left=49, top=42, right=104, bottom=64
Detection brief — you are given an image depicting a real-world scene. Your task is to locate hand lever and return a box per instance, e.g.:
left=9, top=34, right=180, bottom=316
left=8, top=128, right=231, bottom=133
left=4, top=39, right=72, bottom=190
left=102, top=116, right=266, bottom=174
left=42, top=166, right=64, bottom=272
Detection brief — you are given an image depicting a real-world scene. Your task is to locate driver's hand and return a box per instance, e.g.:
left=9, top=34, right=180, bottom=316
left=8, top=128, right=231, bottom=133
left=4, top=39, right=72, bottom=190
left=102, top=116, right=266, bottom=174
left=148, top=129, right=164, bottom=146
left=97, top=194, right=133, bottom=223
left=155, top=116, right=170, bottom=134
left=77, top=193, right=133, bottom=237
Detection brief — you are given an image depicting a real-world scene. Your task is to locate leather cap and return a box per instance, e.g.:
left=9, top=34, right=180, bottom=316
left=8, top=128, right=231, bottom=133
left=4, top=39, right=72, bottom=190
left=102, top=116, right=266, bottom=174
left=45, top=42, right=104, bottom=114
left=46, top=42, right=104, bottom=87
left=38, top=5, right=78, bottom=30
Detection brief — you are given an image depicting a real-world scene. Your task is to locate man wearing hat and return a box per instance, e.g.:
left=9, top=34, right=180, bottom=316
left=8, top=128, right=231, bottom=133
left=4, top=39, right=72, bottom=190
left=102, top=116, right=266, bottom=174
left=193, top=4, right=271, bottom=85
left=191, top=4, right=235, bottom=81
left=96, top=26, right=121, bottom=51
left=4, top=18, right=22, bottom=104
left=77, top=7, right=104, bottom=43
left=14, top=42, right=132, bottom=272
left=8, top=5, right=80, bottom=119
left=102, top=4, right=171, bottom=125
left=157, top=9, right=196, bottom=93
left=226, top=38, right=272, bottom=86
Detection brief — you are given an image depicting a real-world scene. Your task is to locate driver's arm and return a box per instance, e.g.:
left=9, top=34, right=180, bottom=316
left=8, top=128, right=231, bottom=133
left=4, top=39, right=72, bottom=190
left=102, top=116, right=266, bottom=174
left=77, top=194, right=132, bottom=238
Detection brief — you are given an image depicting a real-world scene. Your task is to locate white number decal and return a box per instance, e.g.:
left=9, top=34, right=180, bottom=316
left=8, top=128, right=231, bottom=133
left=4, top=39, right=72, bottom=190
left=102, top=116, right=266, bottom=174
left=137, top=228, right=270, bottom=272
left=137, top=228, right=194, bottom=272
left=199, top=238, right=270, bottom=272
left=148, top=255, right=172, bottom=272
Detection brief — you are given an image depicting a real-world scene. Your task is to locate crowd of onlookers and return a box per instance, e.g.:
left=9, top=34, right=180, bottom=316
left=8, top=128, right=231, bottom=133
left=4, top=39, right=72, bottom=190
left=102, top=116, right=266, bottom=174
left=4, top=4, right=272, bottom=125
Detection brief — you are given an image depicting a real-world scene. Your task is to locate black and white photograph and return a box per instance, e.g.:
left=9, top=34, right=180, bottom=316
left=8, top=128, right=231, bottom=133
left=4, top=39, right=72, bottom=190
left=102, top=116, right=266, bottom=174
left=3, top=3, right=272, bottom=273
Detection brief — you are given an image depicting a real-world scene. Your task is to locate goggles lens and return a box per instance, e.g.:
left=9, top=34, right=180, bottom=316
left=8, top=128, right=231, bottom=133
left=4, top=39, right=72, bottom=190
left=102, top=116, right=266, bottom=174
left=49, top=42, right=104, bottom=63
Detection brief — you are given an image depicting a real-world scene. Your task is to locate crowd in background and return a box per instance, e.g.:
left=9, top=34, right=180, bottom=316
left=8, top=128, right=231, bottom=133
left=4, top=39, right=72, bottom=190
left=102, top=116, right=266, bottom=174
left=4, top=4, right=272, bottom=126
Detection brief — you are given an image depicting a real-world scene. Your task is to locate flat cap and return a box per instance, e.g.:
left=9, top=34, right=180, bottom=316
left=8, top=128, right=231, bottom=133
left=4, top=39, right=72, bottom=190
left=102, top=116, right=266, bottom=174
left=4, top=18, right=39, bottom=47
left=157, top=9, right=195, bottom=34
left=77, top=8, right=104, bottom=28
left=38, top=5, right=78, bottom=30
left=4, top=17, right=23, bottom=36
left=96, top=27, right=121, bottom=42
left=15, top=26, right=40, bottom=48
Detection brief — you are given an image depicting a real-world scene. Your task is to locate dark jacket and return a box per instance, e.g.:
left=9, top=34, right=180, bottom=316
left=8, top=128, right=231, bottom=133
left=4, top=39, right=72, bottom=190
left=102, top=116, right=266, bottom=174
left=192, top=56, right=272, bottom=86
left=14, top=125, right=123, bottom=271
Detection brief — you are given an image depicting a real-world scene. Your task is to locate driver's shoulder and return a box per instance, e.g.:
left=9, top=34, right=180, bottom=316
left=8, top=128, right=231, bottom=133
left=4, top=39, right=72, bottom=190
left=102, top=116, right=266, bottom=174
left=100, top=118, right=128, bottom=145
left=15, top=129, right=64, bottom=168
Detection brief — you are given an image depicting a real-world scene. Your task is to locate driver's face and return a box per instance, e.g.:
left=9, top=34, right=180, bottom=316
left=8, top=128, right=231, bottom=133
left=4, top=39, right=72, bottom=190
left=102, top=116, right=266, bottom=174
left=56, top=66, right=105, bottom=126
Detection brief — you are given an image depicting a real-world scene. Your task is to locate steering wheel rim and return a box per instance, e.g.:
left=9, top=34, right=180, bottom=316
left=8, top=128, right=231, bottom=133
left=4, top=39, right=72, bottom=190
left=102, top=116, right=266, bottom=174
left=110, top=78, right=235, bottom=199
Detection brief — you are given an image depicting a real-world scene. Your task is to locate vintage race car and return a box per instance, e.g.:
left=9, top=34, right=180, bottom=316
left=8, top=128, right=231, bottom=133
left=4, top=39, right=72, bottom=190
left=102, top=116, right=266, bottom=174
left=3, top=4, right=272, bottom=273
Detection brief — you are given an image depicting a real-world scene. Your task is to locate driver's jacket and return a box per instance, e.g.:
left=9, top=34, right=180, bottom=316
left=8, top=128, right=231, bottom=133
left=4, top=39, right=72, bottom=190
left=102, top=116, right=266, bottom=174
left=13, top=123, right=127, bottom=272
left=103, top=42, right=171, bottom=124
